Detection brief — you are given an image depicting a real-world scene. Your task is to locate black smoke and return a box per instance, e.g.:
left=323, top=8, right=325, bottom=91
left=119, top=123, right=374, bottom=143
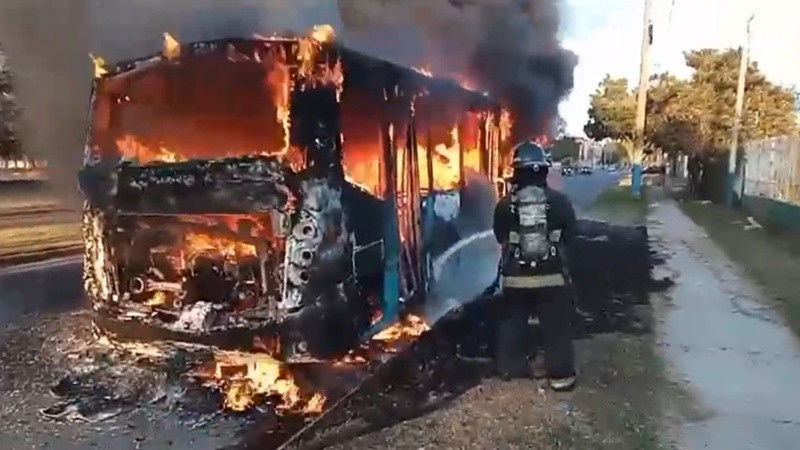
left=336, top=0, right=577, bottom=139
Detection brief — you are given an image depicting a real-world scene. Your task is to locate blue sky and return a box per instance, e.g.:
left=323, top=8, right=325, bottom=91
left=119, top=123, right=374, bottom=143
left=559, top=0, right=800, bottom=136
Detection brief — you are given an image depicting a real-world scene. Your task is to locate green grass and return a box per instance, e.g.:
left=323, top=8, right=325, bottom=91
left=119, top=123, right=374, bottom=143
left=590, top=185, right=650, bottom=225
left=679, top=198, right=800, bottom=338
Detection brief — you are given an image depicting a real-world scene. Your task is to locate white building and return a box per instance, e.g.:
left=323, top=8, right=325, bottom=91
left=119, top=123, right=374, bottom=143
left=576, top=137, right=607, bottom=167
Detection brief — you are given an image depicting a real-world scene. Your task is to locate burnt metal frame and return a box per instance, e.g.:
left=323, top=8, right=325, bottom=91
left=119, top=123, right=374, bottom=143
left=80, top=36, right=507, bottom=349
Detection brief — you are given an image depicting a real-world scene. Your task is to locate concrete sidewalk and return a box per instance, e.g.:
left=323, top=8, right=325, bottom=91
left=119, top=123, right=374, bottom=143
left=649, top=200, right=800, bottom=450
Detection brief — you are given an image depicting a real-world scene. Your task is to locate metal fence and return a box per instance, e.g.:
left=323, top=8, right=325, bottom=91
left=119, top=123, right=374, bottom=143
left=743, top=136, right=800, bottom=205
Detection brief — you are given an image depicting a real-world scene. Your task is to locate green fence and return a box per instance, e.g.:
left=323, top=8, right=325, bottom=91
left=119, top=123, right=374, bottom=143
left=742, top=136, right=800, bottom=229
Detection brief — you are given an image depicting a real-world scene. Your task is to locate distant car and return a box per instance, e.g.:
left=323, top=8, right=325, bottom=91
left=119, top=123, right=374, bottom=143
left=561, top=166, right=574, bottom=176
left=579, top=166, right=592, bottom=175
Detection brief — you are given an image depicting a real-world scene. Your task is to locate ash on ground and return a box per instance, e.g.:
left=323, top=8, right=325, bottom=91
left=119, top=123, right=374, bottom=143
left=0, top=310, right=249, bottom=449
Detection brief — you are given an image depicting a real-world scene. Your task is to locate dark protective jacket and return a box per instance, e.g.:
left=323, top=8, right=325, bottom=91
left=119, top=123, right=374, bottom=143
left=492, top=185, right=576, bottom=288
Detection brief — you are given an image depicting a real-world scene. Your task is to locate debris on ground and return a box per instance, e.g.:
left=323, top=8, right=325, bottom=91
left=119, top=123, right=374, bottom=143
left=743, top=216, right=763, bottom=230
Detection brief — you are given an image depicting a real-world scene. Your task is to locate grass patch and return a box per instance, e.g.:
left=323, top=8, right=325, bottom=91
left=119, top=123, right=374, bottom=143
left=678, top=198, right=800, bottom=338
left=0, top=223, right=82, bottom=255
left=589, top=185, right=649, bottom=225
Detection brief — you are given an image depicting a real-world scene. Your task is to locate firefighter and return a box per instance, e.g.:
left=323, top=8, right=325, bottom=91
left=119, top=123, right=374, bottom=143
left=493, top=140, right=577, bottom=391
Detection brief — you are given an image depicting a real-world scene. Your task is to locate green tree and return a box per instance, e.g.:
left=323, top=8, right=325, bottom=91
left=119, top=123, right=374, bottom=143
left=583, top=75, right=637, bottom=142
left=682, top=49, right=795, bottom=152
left=0, top=47, right=20, bottom=159
left=583, top=75, right=643, bottom=163
left=549, top=136, right=579, bottom=161
left=585, top=49, right=798, bottom=158
left=646, top=73, right=705, bottom=157
left=600, top=140, right=623, bottom=164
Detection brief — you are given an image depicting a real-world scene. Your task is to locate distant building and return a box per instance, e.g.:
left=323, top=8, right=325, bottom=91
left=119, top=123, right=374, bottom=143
left=575, top=137, right=605, bottom=167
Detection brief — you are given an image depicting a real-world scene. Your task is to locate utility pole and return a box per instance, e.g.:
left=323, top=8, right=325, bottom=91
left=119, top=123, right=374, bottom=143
left=726, top=13, right=755, bottom=206
left=632, top=0, right=653, bottom=196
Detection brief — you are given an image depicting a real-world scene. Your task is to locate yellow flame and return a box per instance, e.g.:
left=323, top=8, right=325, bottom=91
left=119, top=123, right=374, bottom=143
left=204, top=352, right=325, bottom=414
left=90, top=54, right=107, bottom=78
left=413, top=66, right=433, bottom=77
left=310, top=24, right=336, bottom=43
left=163, top=32, right=181, bottom=60
left=372, top=314, right=430, bottom=341
left=146, top=291, right=168, bottom=306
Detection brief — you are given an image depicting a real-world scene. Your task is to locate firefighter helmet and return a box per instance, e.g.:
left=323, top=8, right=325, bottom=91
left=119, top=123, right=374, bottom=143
left=511, top=141, right=551, bottom=172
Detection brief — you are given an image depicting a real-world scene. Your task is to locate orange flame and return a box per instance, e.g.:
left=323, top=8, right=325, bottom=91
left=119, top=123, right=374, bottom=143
left=184, top=231, right=258, bottom=261
left=200, top=352, right=326, bottom=414
left=342, top=123, right=485, bottom=195
left=372, top=314, right=430, bottom=342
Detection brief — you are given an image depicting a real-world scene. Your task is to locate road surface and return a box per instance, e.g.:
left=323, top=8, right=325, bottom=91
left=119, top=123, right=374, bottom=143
left=559, top=168, right=620, bottom=211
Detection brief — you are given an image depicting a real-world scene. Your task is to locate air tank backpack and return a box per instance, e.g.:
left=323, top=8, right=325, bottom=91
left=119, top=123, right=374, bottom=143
left=500, top=185, right=566, bottom=289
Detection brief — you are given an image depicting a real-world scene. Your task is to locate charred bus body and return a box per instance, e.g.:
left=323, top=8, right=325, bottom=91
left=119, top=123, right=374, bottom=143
left=78, top=31, right=511, bottom=362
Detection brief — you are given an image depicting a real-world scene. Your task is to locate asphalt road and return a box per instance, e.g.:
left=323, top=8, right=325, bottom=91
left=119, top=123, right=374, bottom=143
left=559, top=168, right=621, bottom=211
left=0, top=170, right=622, bottom=449
left=0, top=256, right=84, bottom=327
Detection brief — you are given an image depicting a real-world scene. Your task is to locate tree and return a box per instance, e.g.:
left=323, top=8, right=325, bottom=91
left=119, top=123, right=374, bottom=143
left=683, top=49, right=796, bottom=151
left=584, top=49, right=798, bottom=159
left=0, top=47, right=20, bottom=159
left=584, top=75, right=637, bottom=142
left=601, top=141, right=623, bottom=164
left=582, top=75, right=642, bottom=163
left=549, top=136, right=579, bottom=161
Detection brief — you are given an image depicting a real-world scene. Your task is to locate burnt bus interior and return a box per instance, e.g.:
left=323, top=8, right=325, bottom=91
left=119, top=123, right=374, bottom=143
left=78, top=34, right=511, bottom=362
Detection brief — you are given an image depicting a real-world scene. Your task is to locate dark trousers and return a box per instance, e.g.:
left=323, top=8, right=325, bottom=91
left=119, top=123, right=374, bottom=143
left=495, top=285, right=576, bottom=379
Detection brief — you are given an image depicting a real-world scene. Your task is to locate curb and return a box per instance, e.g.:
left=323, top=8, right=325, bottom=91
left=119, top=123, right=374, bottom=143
left=0, top=244, right=84, bottom=269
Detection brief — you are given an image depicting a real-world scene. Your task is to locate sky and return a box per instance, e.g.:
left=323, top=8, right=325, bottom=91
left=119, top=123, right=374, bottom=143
left=558, top=0, right=800, bottom=136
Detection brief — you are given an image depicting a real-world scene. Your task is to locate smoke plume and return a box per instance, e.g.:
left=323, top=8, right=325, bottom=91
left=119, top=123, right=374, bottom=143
left=336, top=0, right=577, bottom=139
left=0, top=0, right=89, bottom=209
left=0, top=0, right=574, bottom=205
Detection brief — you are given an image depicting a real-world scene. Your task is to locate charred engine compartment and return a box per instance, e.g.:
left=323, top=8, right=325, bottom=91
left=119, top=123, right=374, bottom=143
left=84, top=160, right=384, bottom=361
left=79, top=31, right=505, bottom=362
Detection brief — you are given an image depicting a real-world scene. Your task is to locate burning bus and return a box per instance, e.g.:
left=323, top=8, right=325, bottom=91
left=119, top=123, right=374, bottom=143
left=78, top=27, right=512, bottom=363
